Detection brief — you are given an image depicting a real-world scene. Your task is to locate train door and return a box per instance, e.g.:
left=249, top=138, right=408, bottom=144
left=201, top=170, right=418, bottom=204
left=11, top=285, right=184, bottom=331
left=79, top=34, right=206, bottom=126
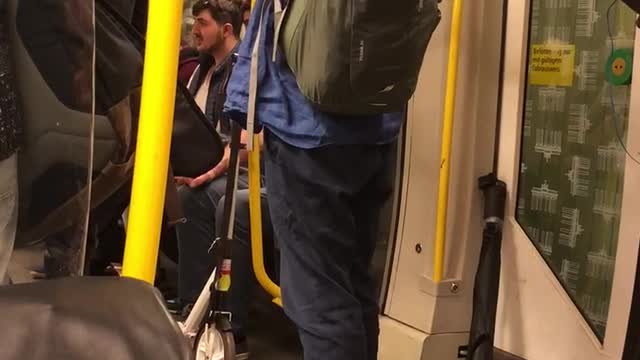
left=379, top=0, right=505, bottom=358
left=495, top=1, right=640, bottom=359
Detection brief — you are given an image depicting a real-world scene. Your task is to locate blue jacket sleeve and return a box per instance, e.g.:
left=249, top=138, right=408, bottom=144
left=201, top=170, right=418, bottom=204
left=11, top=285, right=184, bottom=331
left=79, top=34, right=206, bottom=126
left=223, top=0, right=268, bottom=131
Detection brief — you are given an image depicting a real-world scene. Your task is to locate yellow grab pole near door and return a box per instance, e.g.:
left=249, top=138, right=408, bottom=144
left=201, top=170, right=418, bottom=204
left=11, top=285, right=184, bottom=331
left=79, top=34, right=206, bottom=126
left=122, top=0, right=184, bottom=283
left=248, top=138, right=282, bottom=305
left=433, top=0, right=464, bottom=283
left=247, top=0, right=282, bottom=306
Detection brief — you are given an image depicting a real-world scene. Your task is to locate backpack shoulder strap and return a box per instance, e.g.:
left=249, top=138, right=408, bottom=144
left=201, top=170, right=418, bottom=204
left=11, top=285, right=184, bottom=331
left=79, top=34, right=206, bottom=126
left=272, top=0, right=287, bottom=62
left=246, top=0, right=268, bottom=150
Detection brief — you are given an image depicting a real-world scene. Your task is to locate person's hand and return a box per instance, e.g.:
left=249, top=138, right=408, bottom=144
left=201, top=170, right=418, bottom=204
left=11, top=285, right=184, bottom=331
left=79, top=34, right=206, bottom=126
left=189, top=168, right=222, bottom=188
left=175, top=176, right=194, bottom=187
left=187, top=146, right=231, bottom=188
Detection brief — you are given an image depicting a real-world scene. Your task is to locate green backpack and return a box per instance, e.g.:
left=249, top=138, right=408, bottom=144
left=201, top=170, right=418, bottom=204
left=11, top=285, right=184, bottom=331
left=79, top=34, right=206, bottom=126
left=278, top=0, right=441, bottom=115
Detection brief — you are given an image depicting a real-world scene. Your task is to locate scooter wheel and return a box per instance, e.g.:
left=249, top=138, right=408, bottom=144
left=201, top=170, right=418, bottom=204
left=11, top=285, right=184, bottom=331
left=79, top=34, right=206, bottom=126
left=195, top=324, right=234, bottom=360
left=222, top=331, right=236, bottom=360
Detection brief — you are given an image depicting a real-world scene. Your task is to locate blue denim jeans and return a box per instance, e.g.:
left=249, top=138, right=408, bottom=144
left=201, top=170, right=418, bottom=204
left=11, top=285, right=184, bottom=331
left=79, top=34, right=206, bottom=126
left=264, top=132, right=394, bottom=360
left=176, top=170, right=249, bottom=304
left=0, top=153, right=18, bottom=284
left=215, top=187, right=275, bottom=341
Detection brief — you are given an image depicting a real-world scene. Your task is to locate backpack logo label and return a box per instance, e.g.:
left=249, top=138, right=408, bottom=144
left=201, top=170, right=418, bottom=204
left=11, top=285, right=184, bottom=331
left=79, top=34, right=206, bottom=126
left=380, top=84, right=396, bottom=93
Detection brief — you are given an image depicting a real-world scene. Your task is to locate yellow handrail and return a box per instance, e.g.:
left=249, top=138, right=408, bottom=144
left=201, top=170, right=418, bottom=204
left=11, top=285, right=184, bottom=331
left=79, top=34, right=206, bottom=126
left=433, top=0, right=464, bottom=283
left=122, top=0, right=184, bottom=283
left=248, top=136, right=282, bottom=305
left=248, top=0, right=282, bottom=307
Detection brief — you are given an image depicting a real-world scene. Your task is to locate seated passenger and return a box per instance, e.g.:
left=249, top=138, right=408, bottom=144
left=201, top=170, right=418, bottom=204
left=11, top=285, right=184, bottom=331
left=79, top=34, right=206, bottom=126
left=171, top=0, right=248, bottom=312
left=239, top=0, right=250, bottom=38
left=241, top=0, right=250, bottom=26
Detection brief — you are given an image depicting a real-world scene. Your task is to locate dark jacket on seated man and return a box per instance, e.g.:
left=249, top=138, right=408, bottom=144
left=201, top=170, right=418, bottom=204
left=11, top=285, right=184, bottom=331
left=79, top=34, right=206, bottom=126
left=186, top=50, right=237, bottom=145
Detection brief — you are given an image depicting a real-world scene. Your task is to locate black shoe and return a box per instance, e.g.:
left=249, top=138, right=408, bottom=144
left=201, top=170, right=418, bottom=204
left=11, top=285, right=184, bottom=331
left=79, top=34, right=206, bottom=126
left=30, top=253, right=71, bottom=280
left=166, top=299, right=194, bottom=323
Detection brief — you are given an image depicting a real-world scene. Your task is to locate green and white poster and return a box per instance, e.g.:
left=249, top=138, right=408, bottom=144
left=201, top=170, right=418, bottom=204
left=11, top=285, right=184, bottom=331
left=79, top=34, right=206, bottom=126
left=518, top=0, right=636, bottom=340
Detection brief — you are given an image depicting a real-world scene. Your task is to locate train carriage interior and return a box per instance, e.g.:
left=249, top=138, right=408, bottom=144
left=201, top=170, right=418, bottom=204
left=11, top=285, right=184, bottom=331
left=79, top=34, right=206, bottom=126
left=0, top=0, right=640, bottom=359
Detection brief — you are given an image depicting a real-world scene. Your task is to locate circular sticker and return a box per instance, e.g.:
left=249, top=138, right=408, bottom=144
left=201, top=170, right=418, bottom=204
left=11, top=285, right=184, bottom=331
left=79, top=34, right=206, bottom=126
left=606, top=49, right=633, bottom=86
left=611, top=57, right=626, bottom=76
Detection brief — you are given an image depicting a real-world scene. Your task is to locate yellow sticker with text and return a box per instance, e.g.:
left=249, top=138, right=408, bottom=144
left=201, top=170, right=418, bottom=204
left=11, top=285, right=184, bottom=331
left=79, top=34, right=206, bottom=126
left=529, top=44, right=576, bottom=87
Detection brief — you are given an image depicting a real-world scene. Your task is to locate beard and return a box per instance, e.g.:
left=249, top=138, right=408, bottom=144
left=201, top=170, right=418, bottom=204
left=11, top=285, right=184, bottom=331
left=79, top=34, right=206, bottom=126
left=197, top=30, right=225, bottom=56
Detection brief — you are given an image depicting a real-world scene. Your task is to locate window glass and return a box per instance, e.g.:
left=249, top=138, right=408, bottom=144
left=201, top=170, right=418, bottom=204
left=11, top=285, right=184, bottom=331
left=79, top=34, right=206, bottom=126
left=517, top=0, right=637, bottom=340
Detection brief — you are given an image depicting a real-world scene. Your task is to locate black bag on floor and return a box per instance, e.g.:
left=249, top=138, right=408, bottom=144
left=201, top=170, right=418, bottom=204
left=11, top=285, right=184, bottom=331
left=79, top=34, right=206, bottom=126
left=0, top=277, right=191, bottom=360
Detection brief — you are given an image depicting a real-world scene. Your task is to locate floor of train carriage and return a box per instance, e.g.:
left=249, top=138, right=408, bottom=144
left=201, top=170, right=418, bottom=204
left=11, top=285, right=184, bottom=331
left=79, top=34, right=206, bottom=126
left=7, top=245, right=527, bottom=360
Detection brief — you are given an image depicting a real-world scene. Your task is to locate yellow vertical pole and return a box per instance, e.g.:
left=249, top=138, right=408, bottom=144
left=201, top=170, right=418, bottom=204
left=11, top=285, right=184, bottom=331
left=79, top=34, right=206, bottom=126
left=247, top=0, right=282, bottom=306
left=433, top=0, right=464, bottom=283
left=122, top=0, right=184, bottom=283
left=248, top=139, right=282, bottom=304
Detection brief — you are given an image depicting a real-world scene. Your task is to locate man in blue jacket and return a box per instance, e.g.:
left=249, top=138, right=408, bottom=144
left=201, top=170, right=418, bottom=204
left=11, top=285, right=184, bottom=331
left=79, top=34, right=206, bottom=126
left=225, top=1, right=403, bottom=359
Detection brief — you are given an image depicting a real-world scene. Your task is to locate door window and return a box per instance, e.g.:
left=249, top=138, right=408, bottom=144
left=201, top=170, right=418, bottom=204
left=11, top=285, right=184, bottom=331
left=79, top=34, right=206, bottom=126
left=517, top=0, right=637, bottom=340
